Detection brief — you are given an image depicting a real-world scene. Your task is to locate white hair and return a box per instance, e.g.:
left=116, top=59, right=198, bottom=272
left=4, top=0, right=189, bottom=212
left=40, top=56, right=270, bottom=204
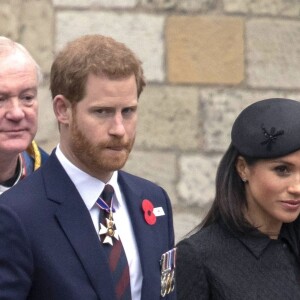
left=0, top=36, right=43, bottom=83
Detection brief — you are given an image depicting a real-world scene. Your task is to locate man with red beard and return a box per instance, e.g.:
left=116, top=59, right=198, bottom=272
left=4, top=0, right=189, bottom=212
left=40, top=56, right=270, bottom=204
left=0, top=36, right=48, bottom=195
left=0, top=34, right=176, bottom=300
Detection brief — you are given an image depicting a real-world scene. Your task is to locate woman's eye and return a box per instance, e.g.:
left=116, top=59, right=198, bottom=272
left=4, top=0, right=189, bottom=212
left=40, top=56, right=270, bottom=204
left=274, top=165, right=289, bottom=175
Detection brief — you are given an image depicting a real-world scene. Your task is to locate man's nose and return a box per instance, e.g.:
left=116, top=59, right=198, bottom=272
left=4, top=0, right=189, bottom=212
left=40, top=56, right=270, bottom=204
left=108, top=113, right=126, bottom=136
left=5, top=99, right=25, bottom=121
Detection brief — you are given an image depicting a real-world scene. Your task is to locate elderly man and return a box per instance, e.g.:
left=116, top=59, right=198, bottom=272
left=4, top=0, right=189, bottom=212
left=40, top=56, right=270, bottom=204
left=0, top=34, right=175, bottom=300
left=0, top=36, right=48, bottom=194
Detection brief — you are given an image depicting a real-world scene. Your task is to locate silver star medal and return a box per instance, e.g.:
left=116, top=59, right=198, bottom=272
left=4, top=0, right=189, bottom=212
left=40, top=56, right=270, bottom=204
left=99, top=213, right=119, bottom=246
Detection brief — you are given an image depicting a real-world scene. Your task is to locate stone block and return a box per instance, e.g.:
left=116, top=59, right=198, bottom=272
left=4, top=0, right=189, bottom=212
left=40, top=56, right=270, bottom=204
left=166, top=16, right=244, bottom=84
left=177, top=0, right=217, bottom=12
left=124, top=150, right=177, bottom=204
left=200, top=88, right=299, bottom=152
left=55, top=11, right=165, bottom=82
left=136, top=85, right=201, bottom=151
left=96, top=0, right=137, bottom=7
left=19, top=0, right=54, bottom=74
left=35, top=84, right=59, bottom=153
left=247, top=19, right=300, bottom=89
left=224, top=0, right=300, bottom=17
left=173, top=206, right=207, bottom=241
left=177, top=154, right=222, bottom=207
left=140, top=0, right=217, bottom=11
left=0, top=0, right=22, bottom=40
left=53, top=0, right=137, bottom=8
left=139, top=0, right=177, bottom=9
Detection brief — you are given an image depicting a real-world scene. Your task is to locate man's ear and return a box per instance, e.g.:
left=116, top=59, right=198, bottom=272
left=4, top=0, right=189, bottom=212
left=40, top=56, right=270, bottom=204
left=235, top=156, right=248, bottom=182
left=53, top=95, right=72, bottom=125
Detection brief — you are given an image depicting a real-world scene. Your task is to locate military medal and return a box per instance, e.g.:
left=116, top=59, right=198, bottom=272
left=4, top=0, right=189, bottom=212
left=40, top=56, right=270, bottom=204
left=98, top=211, right=119, bottom=245
left=96, top=194, right=118, bottom=246
left=160, top=248, right=176, bottom=297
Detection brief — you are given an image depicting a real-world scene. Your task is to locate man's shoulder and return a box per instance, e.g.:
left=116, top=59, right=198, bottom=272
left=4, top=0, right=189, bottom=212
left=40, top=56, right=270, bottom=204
left=118, top=170, right=162, bottom=189
left=22, top=142, right=49, bottom=176
left=38, top=146, right=49, bottom=164
left=0, top=165, right=44, bottom=205
left=181, top=222, right=227, bottom=249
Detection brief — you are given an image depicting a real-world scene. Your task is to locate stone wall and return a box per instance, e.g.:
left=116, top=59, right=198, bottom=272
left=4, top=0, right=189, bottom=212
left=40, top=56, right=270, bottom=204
left=1, top=0, right=300, bottom=241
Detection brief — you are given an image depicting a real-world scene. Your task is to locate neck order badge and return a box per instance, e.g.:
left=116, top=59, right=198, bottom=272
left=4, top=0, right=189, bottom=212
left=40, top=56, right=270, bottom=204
left=96, top=185, right=119, bottom=245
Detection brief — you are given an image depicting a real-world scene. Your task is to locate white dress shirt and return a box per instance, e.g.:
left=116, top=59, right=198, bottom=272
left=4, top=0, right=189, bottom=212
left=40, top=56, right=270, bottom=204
left=55, top=145, right=142, bottom=299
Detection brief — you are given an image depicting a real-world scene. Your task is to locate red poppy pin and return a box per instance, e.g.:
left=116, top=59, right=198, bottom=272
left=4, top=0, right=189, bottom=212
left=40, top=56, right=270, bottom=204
left=142, top=199, right=156, bottom=225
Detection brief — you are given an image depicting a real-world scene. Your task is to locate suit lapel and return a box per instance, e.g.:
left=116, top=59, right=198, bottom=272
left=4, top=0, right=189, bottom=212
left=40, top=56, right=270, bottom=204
left=42, top=153, right=116, bottom=300
left=118, top=172, right=163, bottom=299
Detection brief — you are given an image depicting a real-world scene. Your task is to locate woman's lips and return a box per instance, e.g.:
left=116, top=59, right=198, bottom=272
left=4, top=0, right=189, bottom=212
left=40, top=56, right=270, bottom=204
left=280, top=200, right=300, bottom=210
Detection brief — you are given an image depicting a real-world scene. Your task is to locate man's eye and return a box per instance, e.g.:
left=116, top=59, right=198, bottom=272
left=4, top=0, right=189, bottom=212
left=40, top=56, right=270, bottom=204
left=95, top=109, right=114, bottom=117
left=96, top=109, right=109, bottom=114
left=21, top=95, right=35, bottom=103
left=0, top=95, right=7, bottom=102
left=123, top=107, right=136, bottom=115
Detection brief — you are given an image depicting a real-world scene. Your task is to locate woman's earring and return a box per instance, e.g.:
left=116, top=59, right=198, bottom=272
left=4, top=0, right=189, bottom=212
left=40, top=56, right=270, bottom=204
left=242, top=178, right=247, bottom=183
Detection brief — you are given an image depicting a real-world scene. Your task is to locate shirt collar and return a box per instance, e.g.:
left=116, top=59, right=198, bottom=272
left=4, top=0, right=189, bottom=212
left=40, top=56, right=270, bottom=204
left=55, top=145, right=121, bottom=211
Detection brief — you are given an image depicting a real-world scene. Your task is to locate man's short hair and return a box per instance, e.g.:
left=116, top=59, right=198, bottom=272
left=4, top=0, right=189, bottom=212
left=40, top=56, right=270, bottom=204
left=50, top=34, right=146, bottom=104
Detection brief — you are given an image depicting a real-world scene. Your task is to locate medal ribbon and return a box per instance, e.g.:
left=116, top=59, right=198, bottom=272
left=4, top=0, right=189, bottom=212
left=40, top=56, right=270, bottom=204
left=96, top=195, right=116, bottom=213
left=160, top=248, right=177, bottom=297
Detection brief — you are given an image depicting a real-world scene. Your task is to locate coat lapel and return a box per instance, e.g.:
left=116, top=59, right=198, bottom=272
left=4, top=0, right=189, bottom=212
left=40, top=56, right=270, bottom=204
left=118, top=172, right=165, bottom=299
left=42, top=153, right=116, bottom=300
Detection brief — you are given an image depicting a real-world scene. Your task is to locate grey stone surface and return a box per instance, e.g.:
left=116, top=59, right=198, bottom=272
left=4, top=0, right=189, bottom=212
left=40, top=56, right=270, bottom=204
left=177, top=0, right=217, bottom=12
left=96, top=0, right=137, bottom=7
left=200, top=89, right=300, bottom=152
left=139, top=0, right=176, bottom=9
left=224, top=0, right=300, bottom=16
left=55, top=11, right=165, bottom=82
left=173, top=206, right=207, bottom=242
left=124, top=150, right=178, bottom=204
left=177, top=153, right=221, bottom=207
left=52, top=0, right=93, bottom=6
left=0, top=0, right=22, bottom=40
left=136, top=85, right=201, bottom=150
left=35, top=84, right=59, bottom=152
left=19, top=0, right=54, bottom=74
left=53, top=0, right=137, bottom=7
left=247, top=19, right=300, bottom=89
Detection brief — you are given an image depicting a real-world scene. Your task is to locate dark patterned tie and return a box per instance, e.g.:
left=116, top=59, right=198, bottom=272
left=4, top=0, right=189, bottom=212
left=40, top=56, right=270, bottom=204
left=99, top=185, right=132, bottom=300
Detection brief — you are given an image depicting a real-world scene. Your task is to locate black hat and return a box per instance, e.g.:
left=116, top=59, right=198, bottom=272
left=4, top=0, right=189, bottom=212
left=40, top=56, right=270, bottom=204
left=231, top=98, right=300, bottom=158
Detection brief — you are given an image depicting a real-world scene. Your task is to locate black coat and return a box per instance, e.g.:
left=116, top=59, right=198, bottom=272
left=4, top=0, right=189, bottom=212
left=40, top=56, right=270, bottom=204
left=176, top=220, right=300, bottom=300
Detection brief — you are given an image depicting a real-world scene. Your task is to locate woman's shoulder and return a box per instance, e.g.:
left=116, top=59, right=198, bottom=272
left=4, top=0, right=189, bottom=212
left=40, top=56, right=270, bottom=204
left=177, top=222, right=227, bottom=257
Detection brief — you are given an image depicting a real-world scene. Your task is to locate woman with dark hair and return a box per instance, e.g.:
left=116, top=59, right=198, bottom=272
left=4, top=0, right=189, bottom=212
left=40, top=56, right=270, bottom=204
left=176, top=98, right=300, bottom=300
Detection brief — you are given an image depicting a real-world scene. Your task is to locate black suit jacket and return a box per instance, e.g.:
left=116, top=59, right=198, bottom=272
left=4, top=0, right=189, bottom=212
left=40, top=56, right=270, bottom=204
left=0, top=152, right=175, bottom=299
